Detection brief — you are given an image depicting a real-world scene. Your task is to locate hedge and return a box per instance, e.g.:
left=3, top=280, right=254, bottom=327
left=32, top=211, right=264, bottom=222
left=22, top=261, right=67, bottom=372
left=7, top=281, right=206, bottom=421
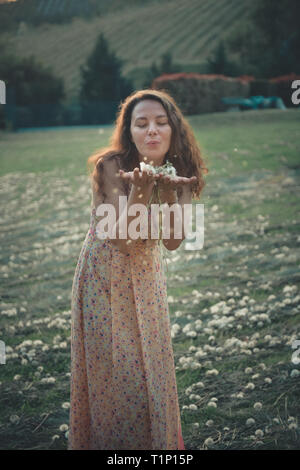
left=152, top=72, right=300, bottom=114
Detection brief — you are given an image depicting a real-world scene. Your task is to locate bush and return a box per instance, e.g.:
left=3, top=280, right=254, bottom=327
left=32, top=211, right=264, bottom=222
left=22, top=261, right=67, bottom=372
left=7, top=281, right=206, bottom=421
left=152, top=73, right=250, bottom=114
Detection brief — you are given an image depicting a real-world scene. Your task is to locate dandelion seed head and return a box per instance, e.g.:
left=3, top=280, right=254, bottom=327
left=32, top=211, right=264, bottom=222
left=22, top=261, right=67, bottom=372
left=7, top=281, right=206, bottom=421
left=204, top=437, right=214, bottom=447
left=290, top=369, right=299, bottom=378
left=253, top=402, right=263, bottom=410
left=9, top=414, right=20, bottom=424
left=59, top=424, right=69, bottom=432
left=246, top=418, right=255, bottom=426
left=245, top=382, right=255, bottom=390
left=189, top=404, right=198, bottom=410
left=288, top=422, right=298, bottom=430
left=207, top=401, right=217, bottom=408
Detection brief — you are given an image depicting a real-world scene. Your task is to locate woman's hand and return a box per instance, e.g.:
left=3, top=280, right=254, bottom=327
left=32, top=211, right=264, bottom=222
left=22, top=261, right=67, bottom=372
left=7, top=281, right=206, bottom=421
left=156, top=174, right=197, bottom=204
left=156, top=174, right=197, bottom=193
left=119, top=167, right=161, bottom=194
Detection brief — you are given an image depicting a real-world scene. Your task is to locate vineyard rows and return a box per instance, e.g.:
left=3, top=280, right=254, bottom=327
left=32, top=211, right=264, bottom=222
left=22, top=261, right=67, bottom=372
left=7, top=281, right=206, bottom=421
left=8, top=0, right=252, bottom=100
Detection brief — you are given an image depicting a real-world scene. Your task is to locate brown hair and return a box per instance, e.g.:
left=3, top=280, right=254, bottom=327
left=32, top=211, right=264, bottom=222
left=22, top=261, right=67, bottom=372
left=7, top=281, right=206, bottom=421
left=87, top=88, right=208, bottom=201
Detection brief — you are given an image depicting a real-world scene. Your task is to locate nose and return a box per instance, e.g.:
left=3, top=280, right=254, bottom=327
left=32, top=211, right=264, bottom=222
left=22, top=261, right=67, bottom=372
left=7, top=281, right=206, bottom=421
left=148, top=122, right=158, bottom=134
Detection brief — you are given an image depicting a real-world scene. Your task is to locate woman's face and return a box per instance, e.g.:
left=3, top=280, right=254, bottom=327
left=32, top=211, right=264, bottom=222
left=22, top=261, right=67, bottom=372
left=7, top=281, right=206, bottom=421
left=130, top=99, right=172, bottom=167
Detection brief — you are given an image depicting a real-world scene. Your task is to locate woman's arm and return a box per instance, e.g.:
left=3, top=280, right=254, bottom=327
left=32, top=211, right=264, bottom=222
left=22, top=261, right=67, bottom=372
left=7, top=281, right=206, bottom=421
left=159, top=185, right=193, bottom=251
left=103, top=164, right=160, bottom=254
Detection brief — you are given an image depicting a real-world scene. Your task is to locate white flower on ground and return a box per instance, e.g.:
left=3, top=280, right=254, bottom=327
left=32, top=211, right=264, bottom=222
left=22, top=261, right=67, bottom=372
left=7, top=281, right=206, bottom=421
left=264, top=377, right=272, bottom=384
left=204, top=437, right=214, bottom=447
left=196, top=381, right=204, bottom=388
left=253, top=402, right=263, bottom=410
left=206, top=420, right=214, bottom=427
left=255, top=429, right=264, bottom=438
left=171, top=324, right=181, bottom=338
left=51, top=435, right=60, bottom=441
left=9, top=415, right=20, bottom=424
left=189, top=404, right=198, bottom=410
left=205, top=369, right=219, bottom=376
left=207, top=401, right=217, bottom=408
left=186, top=331, right=197, bottom=338
left=245, top=382, right=255, bottom=390
left=62, top=402, right=70, bottom=409
left=40, top=377, right=56, bottom=384
left=288, top=422, right=298, bottom=430
left=246, top=418, right=255, bottom=426
left=290, top=369, right=299, bottom=378
left=192, top=423, right=199, bottom=428
left=245, top=367, right=253, bottom=374
left=251, top=373, right=260, bottom=380
left=59, top=424, right=69, bottom=432
left=189, top=394, right=201, bottom=401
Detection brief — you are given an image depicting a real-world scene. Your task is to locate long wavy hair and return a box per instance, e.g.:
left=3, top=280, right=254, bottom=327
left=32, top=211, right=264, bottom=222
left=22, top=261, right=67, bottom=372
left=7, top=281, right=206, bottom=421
left=87, top=88, right=208, bottom=201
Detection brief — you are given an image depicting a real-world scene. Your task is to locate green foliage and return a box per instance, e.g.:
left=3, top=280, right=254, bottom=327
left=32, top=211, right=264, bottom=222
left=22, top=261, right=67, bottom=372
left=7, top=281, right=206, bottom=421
left=143, top=51, right=179, bottom=88
left=79, top=32, right=133, bottom=102
left=0, top=46, right=65, bottom=129
left=226, top=0, right=300, bottom=77
left=0, top=53, right=65, bottom=106
left=206, top=41, right=240, bottom=76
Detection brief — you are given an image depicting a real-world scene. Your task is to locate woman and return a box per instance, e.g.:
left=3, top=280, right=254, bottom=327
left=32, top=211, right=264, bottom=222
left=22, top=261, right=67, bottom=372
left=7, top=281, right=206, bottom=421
left=68, top=89, right=207, bottom=450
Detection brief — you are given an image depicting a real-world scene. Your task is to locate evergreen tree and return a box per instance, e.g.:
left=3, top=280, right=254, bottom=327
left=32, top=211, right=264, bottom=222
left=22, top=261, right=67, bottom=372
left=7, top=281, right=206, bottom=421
left=206, top=41, right=239, bottom=76
left=143, top=51, right=178, bottom=88
left=160, top=51, right=177, bottom=74
left=79, top=32, right=133, bottom=103
left=226, top=0, right=300, bottom=77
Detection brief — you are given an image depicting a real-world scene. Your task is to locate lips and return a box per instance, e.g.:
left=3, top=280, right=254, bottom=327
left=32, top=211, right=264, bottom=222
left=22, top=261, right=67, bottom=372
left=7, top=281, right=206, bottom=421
left=146, top=141, right=160, bottom=145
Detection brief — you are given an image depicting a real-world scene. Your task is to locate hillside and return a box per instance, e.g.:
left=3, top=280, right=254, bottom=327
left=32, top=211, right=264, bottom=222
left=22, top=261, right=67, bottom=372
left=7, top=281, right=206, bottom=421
left=3, top=0, right=253, bottom=102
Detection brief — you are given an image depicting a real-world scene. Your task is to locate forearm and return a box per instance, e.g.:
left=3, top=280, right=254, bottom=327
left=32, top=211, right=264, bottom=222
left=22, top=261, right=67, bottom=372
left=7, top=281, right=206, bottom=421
left=111, top=184, right=153, bottom=253
left=160, top=187, right=193, bottom=251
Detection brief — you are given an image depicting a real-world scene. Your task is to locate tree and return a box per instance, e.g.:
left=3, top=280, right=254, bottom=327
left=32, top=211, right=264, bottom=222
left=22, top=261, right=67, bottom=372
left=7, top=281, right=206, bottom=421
left=79, top=32, right=133, bottom=102
left=143, top=51, right=178, bottom=88
left=0, top=49, right=65, bottom=128
left=206, top=41, right=240, bottom=76
left=226, top=0, right=300, bottom=77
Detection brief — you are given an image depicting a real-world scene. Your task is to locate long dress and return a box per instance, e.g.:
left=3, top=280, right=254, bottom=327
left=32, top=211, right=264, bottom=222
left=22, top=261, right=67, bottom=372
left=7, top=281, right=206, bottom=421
left=68, top=202, right=185, bottom=450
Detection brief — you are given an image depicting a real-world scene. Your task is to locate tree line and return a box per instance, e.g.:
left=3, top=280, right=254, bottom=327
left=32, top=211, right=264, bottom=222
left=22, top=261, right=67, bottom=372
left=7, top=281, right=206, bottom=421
left=0, top=0, right=299, bottom=129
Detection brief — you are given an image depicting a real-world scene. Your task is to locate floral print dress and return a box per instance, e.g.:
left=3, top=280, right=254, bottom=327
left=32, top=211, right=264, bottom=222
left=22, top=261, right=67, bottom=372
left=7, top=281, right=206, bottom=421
left=68, top=203, right=185, bottom=450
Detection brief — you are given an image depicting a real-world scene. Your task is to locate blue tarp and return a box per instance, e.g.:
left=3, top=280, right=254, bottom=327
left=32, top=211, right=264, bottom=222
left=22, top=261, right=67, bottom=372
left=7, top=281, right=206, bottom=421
left=221, top=95, right=286, bottom=111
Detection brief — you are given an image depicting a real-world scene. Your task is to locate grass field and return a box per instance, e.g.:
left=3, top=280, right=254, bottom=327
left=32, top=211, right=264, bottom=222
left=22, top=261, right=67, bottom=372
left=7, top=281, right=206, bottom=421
left=3, top=0, right=253, bottom=100
left=0, top=108, right=299, bottom=449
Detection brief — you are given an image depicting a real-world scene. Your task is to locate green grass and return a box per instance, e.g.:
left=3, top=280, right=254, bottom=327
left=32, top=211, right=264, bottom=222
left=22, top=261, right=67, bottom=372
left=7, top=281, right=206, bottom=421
left=0, top=109, right=299, bottom=449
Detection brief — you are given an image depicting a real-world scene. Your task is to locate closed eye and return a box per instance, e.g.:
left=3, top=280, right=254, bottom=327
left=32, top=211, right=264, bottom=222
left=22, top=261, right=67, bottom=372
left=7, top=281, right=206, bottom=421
left=137, top=122, right=168, bottom=128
